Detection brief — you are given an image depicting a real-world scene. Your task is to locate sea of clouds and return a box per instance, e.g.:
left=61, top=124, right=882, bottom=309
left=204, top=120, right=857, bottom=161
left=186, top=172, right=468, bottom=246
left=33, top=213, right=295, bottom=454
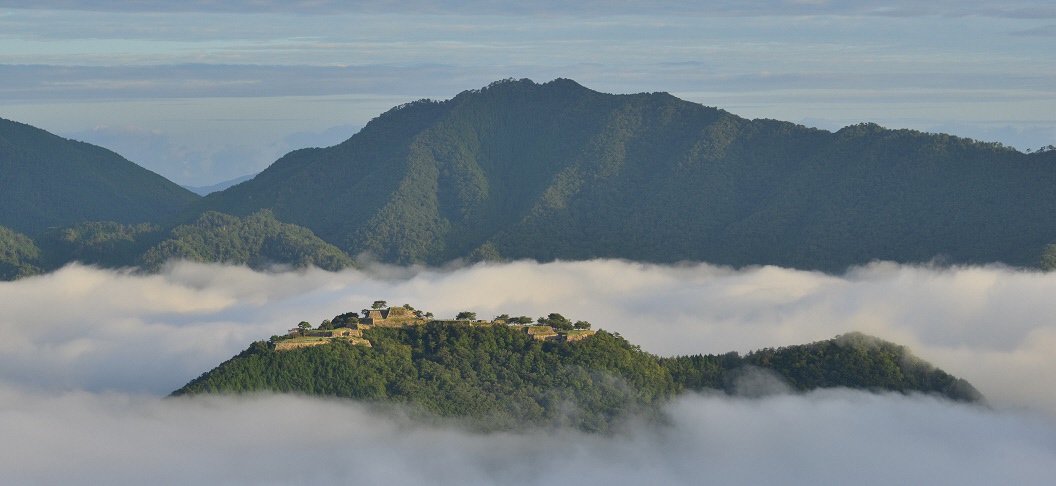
left=2, top=260, right=1055, bottom=484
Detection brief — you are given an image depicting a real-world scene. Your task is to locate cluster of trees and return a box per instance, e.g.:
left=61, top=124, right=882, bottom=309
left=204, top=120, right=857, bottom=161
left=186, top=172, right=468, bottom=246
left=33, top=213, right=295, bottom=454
left=0, top=211, right=358, bottom=280
left=534, top=312, right=591, bottom=330
left=36, top=221, right=163, bottom=268
left=173, top=323, right=980, bottom=432
left=0, top=226, right=43, bottom=280
left=139, top=210, right=354, bottom=272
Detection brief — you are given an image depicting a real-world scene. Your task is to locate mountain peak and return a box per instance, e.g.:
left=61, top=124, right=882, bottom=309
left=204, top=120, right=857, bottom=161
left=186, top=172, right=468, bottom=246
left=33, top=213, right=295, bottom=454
left=192, top=80, right=1056, bottom=270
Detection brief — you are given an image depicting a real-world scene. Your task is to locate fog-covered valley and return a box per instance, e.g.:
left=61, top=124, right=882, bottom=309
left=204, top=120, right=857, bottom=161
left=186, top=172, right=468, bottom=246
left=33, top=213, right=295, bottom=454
left=2, top=260, right=1055, bottom=484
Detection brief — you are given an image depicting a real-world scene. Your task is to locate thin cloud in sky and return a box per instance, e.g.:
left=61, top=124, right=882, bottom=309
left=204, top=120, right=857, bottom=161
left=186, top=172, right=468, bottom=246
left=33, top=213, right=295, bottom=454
left=4, top=1, right=1056, bottom=18
left=1, top=0, right=1053, bottom=181
left=1011, top=24, right=1056, bottom=36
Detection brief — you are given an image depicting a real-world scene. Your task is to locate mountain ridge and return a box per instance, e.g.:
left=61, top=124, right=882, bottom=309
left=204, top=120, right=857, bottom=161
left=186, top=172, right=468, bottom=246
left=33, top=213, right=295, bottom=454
left=181, top=173, right=258, bottom=196
left=191, top=78, right=1056, bottom=271
left=5, top=78, right=1056, bottom=275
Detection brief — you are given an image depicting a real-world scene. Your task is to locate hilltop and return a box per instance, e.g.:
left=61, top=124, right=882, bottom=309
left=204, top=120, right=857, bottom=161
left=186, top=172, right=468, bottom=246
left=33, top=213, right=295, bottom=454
left=173, top=302, right=982, bottom=432
left=191, top=78, right=1056, bottom=271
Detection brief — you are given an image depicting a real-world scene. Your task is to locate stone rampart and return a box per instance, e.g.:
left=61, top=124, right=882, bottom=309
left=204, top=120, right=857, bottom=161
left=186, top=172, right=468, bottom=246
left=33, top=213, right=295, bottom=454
left=274, top=340, right=329, bottom=351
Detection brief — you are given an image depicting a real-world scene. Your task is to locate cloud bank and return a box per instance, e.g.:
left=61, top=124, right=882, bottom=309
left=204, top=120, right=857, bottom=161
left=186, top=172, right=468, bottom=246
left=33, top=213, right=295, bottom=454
left=1, top=388, right=1053, bottom=485
left=3, top=260, right=1056, bottom=412
left=3, top=260, right=1056, bottom=482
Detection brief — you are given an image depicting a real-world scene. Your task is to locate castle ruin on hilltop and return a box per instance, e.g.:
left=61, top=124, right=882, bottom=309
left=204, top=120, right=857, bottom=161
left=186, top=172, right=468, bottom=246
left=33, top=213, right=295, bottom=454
left=273, top=303, right=595, bottom=351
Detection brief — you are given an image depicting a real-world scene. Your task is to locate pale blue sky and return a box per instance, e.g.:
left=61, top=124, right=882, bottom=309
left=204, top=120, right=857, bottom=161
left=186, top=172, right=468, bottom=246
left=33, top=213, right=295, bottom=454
left=1, top=2, right=1054, bottom=185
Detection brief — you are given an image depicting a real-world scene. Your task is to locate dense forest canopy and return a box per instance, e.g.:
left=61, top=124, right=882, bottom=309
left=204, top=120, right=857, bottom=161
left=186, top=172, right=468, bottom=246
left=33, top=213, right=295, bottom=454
left=187, top=79, right=1056, bottom=271
left=139, top=210, right=354, bottom=272
left=0, top=211, right=355, bottom=276
left=0, top=225, right=43, bottom=280
left=174, top=306, right=981, bottom=432
left=0, top=117, right=199, bottom=236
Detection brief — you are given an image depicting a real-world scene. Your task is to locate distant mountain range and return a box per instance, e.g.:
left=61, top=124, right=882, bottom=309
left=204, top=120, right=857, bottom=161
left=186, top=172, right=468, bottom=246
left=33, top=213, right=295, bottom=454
left=181, top=173, right=257, bottom=196
left=3, top=79, right=1056, bottom=277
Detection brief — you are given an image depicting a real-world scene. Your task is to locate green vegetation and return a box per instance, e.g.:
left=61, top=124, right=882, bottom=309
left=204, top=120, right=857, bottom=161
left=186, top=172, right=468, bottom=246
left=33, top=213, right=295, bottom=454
left=0, top=226, right=44, bottom=280
left=0, top=117, right=199, bottom=236
left=186, top=78, right=1056, bottom=271
left=1040, top=243, right=1056, bottom=271
left=35, top=221, right=164, bottom=269
left=7, top=79, right=1056, bottom=277
left=0, top=212, right=353, bottom=276
left=173, top=306, right=981, bottom=432
left=662, top=332, right=978, bottom=400
left=139, top=210, right=355, bottom=272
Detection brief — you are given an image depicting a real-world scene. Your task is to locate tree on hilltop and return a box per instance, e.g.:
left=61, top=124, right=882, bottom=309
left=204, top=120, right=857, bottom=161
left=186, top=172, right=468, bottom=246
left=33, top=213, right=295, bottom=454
left=539, top=313, right=573, bottom=330
left=331, top=312, right=359, bottom=328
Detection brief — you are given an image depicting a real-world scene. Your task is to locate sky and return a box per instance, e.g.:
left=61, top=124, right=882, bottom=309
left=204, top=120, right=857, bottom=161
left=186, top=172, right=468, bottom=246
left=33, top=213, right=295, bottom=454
left=1, top=1, right=1054, bottom=185
left=2, top=259, right=1056, bottom=483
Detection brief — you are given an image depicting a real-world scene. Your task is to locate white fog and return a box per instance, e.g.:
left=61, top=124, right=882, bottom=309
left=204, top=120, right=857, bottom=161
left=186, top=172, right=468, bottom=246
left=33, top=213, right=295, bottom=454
left=1, top=260, right=1055, bottom=483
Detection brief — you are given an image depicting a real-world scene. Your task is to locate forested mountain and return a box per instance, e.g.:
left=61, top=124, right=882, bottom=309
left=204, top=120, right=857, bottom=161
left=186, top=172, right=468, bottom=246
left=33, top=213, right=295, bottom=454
left=0, top=118, right=200, bottom=236
left=7, top=79, right=1056, bottom=274
left=173, top=318, right=981, bottom=432
left=189, top=78, right=1056, bottom=270
left=1, top=211, right=354, bottom=277
left=35, top=221, right=165, bottom=269
left=139, top=210, right=354, bottom=271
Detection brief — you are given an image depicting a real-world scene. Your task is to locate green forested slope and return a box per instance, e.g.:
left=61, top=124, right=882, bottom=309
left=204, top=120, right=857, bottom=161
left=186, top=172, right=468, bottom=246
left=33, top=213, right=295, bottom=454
left=0, top=226, right=44, bottom=279
left=188, top=79, right=1056, bottom=270
left=140, top=210, right=355, bottom=271
left=35, top=221, right=165, bottom=269
left=173, top=322, right=980, bottom=432
left=0, top=212, right=352, bottom=275
left=0, top=118, right=200, bottom=235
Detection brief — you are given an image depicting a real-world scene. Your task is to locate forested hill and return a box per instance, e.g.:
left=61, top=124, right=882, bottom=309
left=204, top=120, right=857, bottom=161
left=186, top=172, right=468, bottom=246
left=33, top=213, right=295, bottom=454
left=0, top=210, right=356, bottom=276
left=0, top=118, right=200, bottom=236
left=190, top=78, right=1056, bottom=271
left=172, top=318, right=981, bottom=432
